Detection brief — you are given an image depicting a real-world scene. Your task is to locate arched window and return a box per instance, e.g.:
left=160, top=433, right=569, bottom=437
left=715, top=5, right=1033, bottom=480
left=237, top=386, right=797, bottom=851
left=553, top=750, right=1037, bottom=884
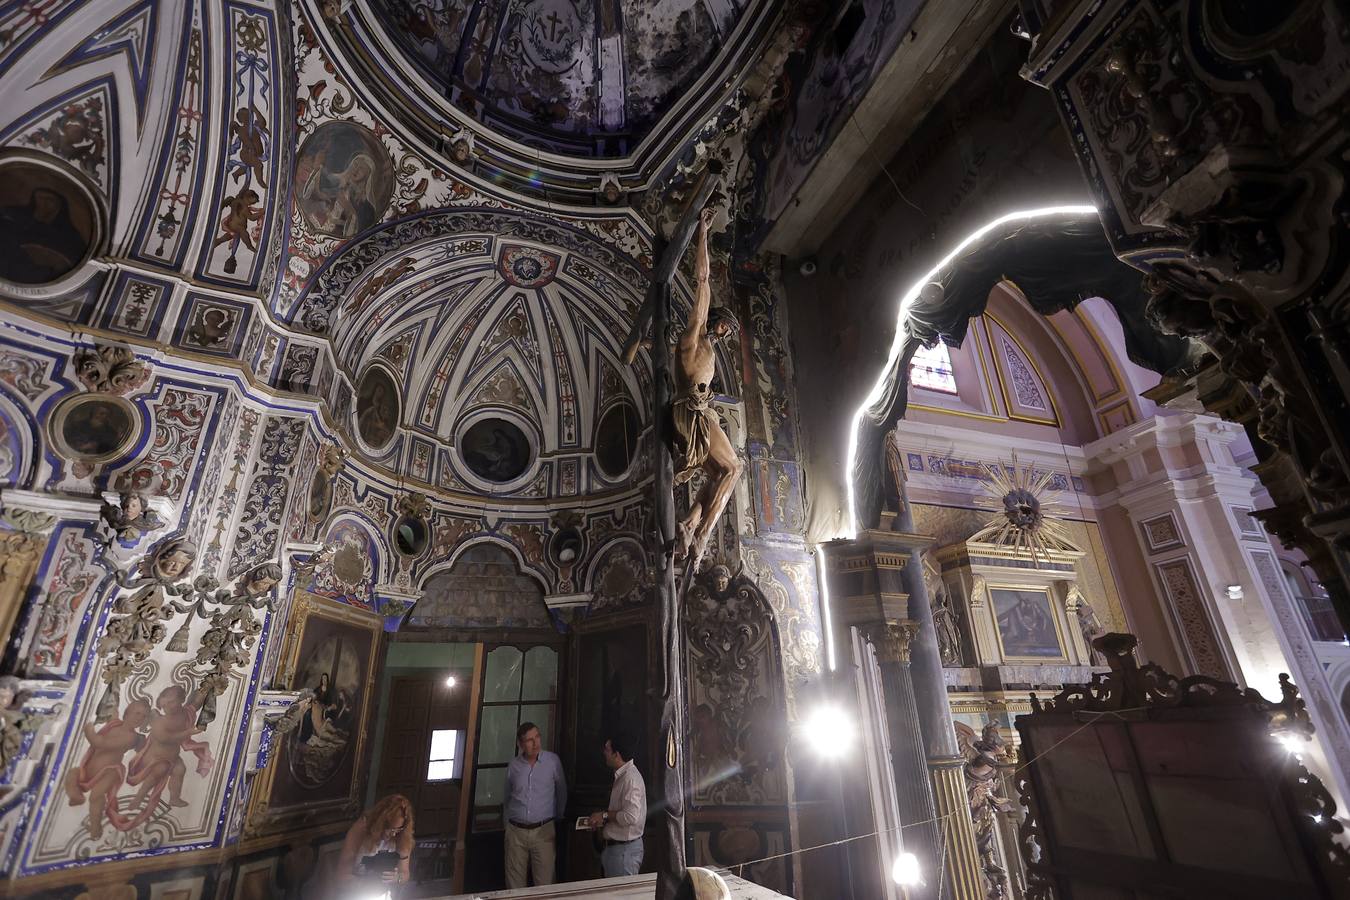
left=909, top=341, right=957, bottom=394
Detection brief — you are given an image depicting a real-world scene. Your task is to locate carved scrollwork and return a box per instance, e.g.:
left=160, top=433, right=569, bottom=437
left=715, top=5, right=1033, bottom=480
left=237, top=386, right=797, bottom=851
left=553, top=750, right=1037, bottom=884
left=95, top=540, right=280, bottom=727
left=73, top=344, right=150, bottom=395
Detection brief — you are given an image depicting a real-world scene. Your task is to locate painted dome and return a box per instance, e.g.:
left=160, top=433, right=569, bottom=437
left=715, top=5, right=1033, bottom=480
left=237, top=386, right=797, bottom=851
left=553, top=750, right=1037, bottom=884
left=349, top=0, right=771, bottom=159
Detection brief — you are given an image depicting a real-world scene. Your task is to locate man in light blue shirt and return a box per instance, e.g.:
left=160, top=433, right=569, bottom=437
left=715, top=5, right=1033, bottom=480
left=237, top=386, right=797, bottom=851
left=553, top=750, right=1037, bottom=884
left=504, top=721, right=567, bottom=888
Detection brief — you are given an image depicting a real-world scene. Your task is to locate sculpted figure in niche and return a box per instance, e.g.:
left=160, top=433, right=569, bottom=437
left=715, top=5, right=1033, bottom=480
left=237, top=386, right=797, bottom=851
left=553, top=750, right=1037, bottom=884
left=932, top=583, right=963, bottom=666
left=671, top=207, right=742, bottom=567
left=1071, top=588, right=1106, bottom=665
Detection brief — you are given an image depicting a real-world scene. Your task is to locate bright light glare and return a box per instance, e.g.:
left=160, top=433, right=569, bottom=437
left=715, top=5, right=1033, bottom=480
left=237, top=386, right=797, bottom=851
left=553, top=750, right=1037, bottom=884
left=816, top=546, right=836, bottom=672
left=804, top=705, right=854, bottom=757
left=892, top=852, right=922, bottom=886
left=359, top=892, right=392, bottom=900
left=842, top=204, right=1099, bottom=536
left=445, top=674, right=457, bottom=688
left=1275, top=733, right=1305, bottom=754
left=1313, top=814, right=1324, bottom=824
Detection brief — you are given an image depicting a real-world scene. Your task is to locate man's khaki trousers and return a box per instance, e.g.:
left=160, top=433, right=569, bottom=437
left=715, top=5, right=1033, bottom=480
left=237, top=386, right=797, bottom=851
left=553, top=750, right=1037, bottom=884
left=505, top=820, right=556, bottom=888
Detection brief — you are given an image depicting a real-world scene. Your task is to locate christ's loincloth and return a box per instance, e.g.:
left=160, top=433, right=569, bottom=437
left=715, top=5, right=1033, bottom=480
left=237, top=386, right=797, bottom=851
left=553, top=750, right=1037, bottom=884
left=671, top=383, right=715, bottom=483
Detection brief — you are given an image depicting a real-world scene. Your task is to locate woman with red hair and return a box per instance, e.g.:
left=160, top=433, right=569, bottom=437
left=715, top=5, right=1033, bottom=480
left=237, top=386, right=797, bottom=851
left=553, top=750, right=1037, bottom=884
left=337, top=794, right=415, bottom=894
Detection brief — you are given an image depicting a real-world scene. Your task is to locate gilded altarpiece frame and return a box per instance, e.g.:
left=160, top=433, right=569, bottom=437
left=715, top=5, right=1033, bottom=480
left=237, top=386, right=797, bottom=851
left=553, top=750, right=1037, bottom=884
left=245, top=590, right=381, bottom=838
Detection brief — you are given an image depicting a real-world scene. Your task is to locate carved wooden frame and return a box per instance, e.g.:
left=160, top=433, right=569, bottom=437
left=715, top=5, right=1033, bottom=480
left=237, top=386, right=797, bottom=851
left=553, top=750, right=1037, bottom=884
left=243, top=590, right=382, bottom=839
left=988, top=583, right=1069, bottom=664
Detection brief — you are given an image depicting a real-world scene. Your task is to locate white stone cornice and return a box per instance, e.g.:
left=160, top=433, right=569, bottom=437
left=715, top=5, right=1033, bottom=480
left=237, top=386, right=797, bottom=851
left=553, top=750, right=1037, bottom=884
left=0, top=488, right=101, bottom=524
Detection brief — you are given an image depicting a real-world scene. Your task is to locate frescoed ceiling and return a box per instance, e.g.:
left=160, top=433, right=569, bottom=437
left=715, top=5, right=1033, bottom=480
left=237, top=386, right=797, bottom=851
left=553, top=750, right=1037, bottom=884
left=366, top=0, right=761, bottom=156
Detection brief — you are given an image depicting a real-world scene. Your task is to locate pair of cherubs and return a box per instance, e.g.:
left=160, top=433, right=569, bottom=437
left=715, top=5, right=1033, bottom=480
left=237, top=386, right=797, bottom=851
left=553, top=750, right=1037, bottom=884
left=63, top=684, right=213, bottom=840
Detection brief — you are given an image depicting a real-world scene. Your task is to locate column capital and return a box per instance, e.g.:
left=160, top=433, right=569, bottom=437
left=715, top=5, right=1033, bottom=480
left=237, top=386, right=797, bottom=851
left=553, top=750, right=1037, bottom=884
left=863, top=618, right=920, bottom=665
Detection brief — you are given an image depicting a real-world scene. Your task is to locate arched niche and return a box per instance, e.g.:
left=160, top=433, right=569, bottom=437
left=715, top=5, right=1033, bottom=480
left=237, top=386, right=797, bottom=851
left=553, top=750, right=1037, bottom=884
left=409, top=541, right=552, bottom=634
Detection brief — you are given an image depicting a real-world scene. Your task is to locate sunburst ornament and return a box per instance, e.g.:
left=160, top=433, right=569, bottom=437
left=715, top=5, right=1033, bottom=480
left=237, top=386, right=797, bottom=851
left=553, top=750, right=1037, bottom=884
left=968, top=454, right=1079, bottom=560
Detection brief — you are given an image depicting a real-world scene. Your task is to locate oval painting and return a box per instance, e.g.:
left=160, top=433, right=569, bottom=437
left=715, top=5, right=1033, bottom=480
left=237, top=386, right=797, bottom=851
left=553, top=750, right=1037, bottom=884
left=393, top=515, right=428, bottom=556
left=294, top=121, right=394, bottom=239
left=355, top=366, right=400, bottom=450
left=50, top=395, right=138, bottom=463
left=595, top=402, right=640, bottom=478
left=0, top=157, right=99, bottom=286
left=461, top=418, right=532, bottom=483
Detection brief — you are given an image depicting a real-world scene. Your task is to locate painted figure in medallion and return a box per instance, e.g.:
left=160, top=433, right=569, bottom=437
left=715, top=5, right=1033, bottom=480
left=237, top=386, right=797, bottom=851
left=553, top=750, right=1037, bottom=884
left=294, top=122, right=393, bottom=239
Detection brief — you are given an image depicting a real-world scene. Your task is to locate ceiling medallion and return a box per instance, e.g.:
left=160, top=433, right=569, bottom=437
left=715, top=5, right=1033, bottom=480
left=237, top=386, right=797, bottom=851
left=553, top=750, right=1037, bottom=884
left=499, top=244, right=560, bottom=289
left=968, top=453, right=1079, bottom=560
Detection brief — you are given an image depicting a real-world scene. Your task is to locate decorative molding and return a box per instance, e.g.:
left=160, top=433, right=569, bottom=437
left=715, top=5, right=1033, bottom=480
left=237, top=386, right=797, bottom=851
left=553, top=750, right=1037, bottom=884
left=863, top=619, right=920, bottom=666
left=1138, top=512, right=1184, bottom=553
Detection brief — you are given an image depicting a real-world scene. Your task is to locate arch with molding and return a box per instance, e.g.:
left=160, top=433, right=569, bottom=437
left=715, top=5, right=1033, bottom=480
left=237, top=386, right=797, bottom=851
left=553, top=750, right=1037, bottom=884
left=846, top=208, right=1193, bottom=534
left=416, top=533, right=552, bottom=596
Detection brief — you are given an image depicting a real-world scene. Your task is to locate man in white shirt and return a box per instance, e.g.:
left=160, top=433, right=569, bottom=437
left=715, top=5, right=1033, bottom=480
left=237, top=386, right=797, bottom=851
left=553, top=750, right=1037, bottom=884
left=586, top=732, right=647, bottom=877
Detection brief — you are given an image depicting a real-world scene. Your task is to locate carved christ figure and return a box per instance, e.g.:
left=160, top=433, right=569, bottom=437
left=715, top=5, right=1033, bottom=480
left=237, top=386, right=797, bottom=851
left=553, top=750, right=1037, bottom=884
left=671, top=207, right=742, bottom=566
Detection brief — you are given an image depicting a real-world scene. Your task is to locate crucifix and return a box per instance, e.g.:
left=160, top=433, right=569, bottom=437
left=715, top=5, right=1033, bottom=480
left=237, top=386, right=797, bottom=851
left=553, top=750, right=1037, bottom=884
left=620, top=164, right=740, bottom=899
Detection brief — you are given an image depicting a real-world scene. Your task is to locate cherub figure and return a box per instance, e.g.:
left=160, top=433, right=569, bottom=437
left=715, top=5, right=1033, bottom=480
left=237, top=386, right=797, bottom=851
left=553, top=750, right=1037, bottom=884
left=99, top=491, right=163, bottom=544
left=230, top=107, right=269, bottom=188
left=214, top=190, right=262, bottom=252
left=186, top=307, right=234, bottom=348
left=64, top=699, right=151, bottom=839
left=127, top=685, right=213, bottom=811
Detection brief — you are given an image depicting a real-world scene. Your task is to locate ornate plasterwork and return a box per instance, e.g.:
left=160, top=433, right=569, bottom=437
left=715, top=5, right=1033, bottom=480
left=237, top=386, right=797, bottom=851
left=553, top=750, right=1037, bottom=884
left=685, top=566, right=787, bottom=806
left=862, top=619, right=920, bottom=666
left=324, top=0, right=779, bottom=195
left=73, top=345, right=149, bottom=396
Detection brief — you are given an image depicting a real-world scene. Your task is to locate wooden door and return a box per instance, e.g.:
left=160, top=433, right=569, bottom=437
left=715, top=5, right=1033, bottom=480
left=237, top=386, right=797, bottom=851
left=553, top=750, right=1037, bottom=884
left=373, top=671, right=472, bottom=884
left=376, top=675, right=435, bottom=803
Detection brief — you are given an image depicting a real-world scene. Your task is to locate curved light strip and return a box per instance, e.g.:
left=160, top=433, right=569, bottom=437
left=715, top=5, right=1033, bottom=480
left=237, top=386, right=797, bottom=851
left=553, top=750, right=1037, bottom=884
left=843, top=204, right=1100, bottom=537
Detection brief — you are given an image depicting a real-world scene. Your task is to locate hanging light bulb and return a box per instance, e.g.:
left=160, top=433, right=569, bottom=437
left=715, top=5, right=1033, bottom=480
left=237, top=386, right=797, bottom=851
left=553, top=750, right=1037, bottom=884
left=445, top=674, right=457, bottom=689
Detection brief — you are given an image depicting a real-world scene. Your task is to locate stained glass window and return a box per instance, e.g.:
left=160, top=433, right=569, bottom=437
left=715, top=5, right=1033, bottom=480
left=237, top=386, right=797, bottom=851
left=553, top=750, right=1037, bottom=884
left=909, top=341, right=958, bottom=393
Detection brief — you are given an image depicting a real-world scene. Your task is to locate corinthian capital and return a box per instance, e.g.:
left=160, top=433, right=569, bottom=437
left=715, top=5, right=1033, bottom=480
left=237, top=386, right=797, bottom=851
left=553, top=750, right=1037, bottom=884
left=864, top=619, right=920, bottom=665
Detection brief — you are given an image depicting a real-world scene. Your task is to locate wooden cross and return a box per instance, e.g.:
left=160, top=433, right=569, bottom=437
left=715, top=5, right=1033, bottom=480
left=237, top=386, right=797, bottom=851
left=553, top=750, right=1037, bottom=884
left=622, top=166, right=723, bottom=900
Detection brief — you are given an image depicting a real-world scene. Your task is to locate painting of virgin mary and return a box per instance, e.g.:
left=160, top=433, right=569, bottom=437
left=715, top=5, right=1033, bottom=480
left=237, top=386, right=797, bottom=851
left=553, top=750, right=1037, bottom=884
left=294, top=122, right=393, bottom=239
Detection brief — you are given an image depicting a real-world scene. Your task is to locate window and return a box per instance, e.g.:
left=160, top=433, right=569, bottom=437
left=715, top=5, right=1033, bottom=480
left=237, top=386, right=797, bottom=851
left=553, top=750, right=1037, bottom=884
left=470, top=645, right=559, bottom=830
left=909, top=341, right=958, bottom=394
left=427, top=729, right=460, bottom=782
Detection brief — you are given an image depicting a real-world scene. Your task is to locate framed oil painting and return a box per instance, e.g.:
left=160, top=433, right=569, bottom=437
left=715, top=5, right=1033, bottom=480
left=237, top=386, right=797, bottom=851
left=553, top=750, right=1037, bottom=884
left=355, top=365, right=400, bottom=451
left=460, top=418, right=532, bottom=483
left=0, top=153, right=101, bottom=289
left=294, top=121, right=394, bottom=239
left=48, top=393, right=140, bottom=464
left=991, top=586, right=1064, bottom=659
left=245, top=591, right=381, bottom=838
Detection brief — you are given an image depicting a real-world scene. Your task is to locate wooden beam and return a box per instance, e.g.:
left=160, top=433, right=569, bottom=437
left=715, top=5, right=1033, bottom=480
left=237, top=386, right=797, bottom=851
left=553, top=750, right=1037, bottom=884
left=621, top=166, right=724, bottom=365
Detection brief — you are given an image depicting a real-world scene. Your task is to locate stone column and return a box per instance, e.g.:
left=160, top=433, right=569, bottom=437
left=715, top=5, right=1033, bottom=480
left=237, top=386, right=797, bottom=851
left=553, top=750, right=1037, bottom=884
left=829, top=530, right=982, bottom=899
left=889, top=475, right=985, bottom=900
